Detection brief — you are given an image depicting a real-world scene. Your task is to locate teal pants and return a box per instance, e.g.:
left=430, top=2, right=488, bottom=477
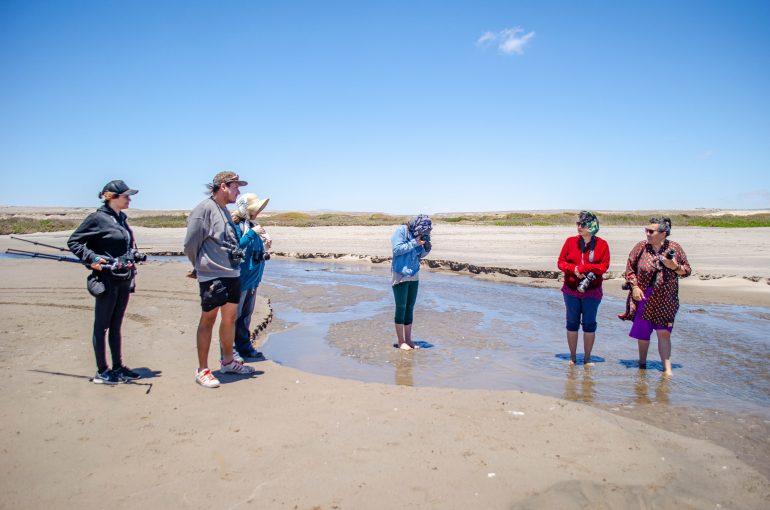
left=393, top=280, right=419, bottom=325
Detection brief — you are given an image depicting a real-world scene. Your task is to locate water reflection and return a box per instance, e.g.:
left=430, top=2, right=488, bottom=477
left=633, top=371, right=671, bottom=405
left=394, top=353, right=414, bottom=386
left=563, top=365, right=596, bottom=403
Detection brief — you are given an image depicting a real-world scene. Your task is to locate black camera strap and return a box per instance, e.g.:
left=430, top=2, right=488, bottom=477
left=579, top=236, right=596, bottom=264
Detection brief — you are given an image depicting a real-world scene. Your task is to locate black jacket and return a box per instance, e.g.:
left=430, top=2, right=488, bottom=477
left=68, top=204, right=135, bottom=264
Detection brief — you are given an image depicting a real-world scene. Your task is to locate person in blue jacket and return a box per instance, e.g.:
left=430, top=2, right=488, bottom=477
left=231, top=193, right=270, bottom=360
left=391, top=214, right=432, bottom=350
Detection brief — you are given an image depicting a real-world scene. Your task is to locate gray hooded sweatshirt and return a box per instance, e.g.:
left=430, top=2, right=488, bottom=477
left=183, top=197, right=241, bottom=282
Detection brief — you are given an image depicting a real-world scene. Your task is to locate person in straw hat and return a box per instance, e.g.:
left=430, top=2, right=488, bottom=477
left=231, top=192, right=271, bottom=360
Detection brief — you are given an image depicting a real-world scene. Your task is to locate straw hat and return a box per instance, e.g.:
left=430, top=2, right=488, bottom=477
left=235, top=193, right=269, bottom=217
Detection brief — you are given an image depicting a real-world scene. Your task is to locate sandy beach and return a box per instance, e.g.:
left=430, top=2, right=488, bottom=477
left=1, top=224, right=769, bottom=509
left=3, top=223, right=769, bottom=306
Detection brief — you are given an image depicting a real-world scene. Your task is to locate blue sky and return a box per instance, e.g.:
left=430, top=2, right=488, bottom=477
left=1, top=0, right=768, bottom=214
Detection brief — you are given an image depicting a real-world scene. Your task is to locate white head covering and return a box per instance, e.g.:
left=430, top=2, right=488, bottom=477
left=235, top=193, right=269, bottom=218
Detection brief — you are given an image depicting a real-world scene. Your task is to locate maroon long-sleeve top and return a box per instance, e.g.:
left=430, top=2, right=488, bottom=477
left=557, top=235, right=611, bottom=295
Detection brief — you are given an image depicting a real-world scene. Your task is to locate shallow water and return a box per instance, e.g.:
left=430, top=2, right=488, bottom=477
left=260, top=259, right=770, bottom=419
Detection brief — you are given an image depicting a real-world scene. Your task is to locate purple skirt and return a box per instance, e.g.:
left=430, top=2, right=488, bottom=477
left=629, top=287, right=673, bottom=341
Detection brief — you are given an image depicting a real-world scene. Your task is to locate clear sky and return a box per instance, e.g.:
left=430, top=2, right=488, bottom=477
left=1, top=0, right=768, bottom=214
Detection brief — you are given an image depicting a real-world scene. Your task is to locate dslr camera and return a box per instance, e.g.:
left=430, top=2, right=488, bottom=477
left=224, top=242, right=246, bottom=265
left=130, top=249, right=147, bottom=263
left=663, top=249, right=675, bottom=260
left=253, top=250, right=271, bottom=262
left=577, top=272, right=596, bottom=293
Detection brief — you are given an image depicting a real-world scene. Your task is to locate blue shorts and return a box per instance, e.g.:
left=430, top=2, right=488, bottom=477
left=563, top=292, right=601, bottom=333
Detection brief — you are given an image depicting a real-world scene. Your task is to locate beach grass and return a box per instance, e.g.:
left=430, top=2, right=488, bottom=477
left=441, top=212, right=770, bottom=228
left=0, top=217, right=79, bottom=235
left=265, top=212, right=409, bottom=227
left=2, top=212, right=769, bottom=234
left=130, top=214, right=189, bottom=228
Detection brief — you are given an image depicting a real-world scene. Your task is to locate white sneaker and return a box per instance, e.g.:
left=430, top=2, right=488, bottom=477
left=220, top=358, right=256, bottom=375
left=220, top=350, right=244, bottom=364
left=195, top=368, right=220, bottom=388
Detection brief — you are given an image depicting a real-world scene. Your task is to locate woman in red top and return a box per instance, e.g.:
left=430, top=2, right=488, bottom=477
left=619, top=217, right=691, bottom=376
left=557, top=211, right=611, bottom=365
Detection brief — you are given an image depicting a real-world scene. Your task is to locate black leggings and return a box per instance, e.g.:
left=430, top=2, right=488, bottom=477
left=393, top=280, right=419, bottom=325
left=93, top=277, right=131, bottom=372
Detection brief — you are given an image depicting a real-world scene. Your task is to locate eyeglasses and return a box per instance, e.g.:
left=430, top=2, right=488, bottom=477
left=576, top=222, right=587, bottom=227
left=645, top=228, right=659, bottom=235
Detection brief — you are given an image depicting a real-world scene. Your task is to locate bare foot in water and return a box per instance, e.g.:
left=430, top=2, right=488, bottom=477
left=399, top=343, right=414, bottom=351
left=569, top=359, right=576, bottom=366
left=584, top=361, right=595, bottom=367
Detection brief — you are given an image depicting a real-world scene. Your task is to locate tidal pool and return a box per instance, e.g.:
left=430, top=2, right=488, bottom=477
left=260, top=259, right=770, bottom=419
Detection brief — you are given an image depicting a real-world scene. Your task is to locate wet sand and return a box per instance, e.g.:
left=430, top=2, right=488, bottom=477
left=1, top=223, right=770, bottom=508
left=265, top=262, right=770, bottom=483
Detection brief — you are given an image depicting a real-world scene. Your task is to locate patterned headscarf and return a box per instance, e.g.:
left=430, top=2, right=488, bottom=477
left=408, top=214, right=432, bottom=238
left=578, top=210, right=600, bottom=236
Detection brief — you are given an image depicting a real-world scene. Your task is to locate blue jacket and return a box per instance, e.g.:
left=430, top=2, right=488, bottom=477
left=235, top=221, right=266, bottom=290
left=391, top=224, right=429, bottom=277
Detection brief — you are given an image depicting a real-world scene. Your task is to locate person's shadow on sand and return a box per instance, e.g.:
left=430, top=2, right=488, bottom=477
left=619, top=359, right=683, bottom=371
left=29, top=367, right=163, bottom=380
left=554, top=353, right=606, bottom=365
left=216, top=370, right=264, bottom=384
left=130, top=367, right=162, bottom=379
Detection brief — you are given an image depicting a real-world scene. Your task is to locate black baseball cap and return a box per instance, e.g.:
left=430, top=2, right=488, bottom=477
left=101, top=180, right=138, bottom=196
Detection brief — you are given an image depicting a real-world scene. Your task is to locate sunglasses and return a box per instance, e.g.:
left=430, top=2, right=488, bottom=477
left=645, top=228, right=660, bottom=235
left=576, top=222, right=587, bottom=227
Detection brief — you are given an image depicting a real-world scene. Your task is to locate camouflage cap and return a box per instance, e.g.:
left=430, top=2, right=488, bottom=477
left=212, top=171, right=248, bottom=188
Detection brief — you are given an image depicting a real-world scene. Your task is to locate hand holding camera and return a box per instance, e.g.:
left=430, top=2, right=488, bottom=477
left=660, top=248, right=678, bottom=270
left=419, top=233, right=432, bottom=251
left=577, top=272, right=596, bottom=293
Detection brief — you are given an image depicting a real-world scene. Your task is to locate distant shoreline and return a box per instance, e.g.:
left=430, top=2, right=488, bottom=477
left=2, top=205, right=770, bottom=217
left=2, top=206, right=770, bottom=233
left=3, top=224, right=769, bottom=308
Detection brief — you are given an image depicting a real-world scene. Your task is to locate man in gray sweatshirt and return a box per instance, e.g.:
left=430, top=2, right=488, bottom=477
left=184, top=171, right=257, bottom=388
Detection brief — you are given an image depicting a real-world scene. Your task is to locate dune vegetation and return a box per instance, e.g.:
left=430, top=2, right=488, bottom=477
left=2, top=211, right=769, bottom=234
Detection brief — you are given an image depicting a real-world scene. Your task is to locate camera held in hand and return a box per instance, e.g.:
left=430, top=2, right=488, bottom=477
left=664, top=249, right=675, bottom=260
left=420, top=233, right=430, bottom=243
left=577, top=272, right=596, bottom=293
left=130, top=250, right=147, bottom=263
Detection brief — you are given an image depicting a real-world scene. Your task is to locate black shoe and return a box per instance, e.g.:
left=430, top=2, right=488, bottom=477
left=112, top=366, right=140, bottom=381
left=238, top=348, right=266, bottom=361
left=93, top=369, right=119, bottom=385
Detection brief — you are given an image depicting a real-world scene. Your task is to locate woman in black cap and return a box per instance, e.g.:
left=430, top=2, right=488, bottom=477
left=68, top=180, right=143, bottom=384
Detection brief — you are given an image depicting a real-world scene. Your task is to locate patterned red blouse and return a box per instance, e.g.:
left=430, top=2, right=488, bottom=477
left=618, top=239, right=692, bottom=325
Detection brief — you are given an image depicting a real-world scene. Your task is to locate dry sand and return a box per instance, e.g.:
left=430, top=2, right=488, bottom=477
left=1, top=223, right=769, bottom=509
left=4, top=223, right=768, bottom=306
